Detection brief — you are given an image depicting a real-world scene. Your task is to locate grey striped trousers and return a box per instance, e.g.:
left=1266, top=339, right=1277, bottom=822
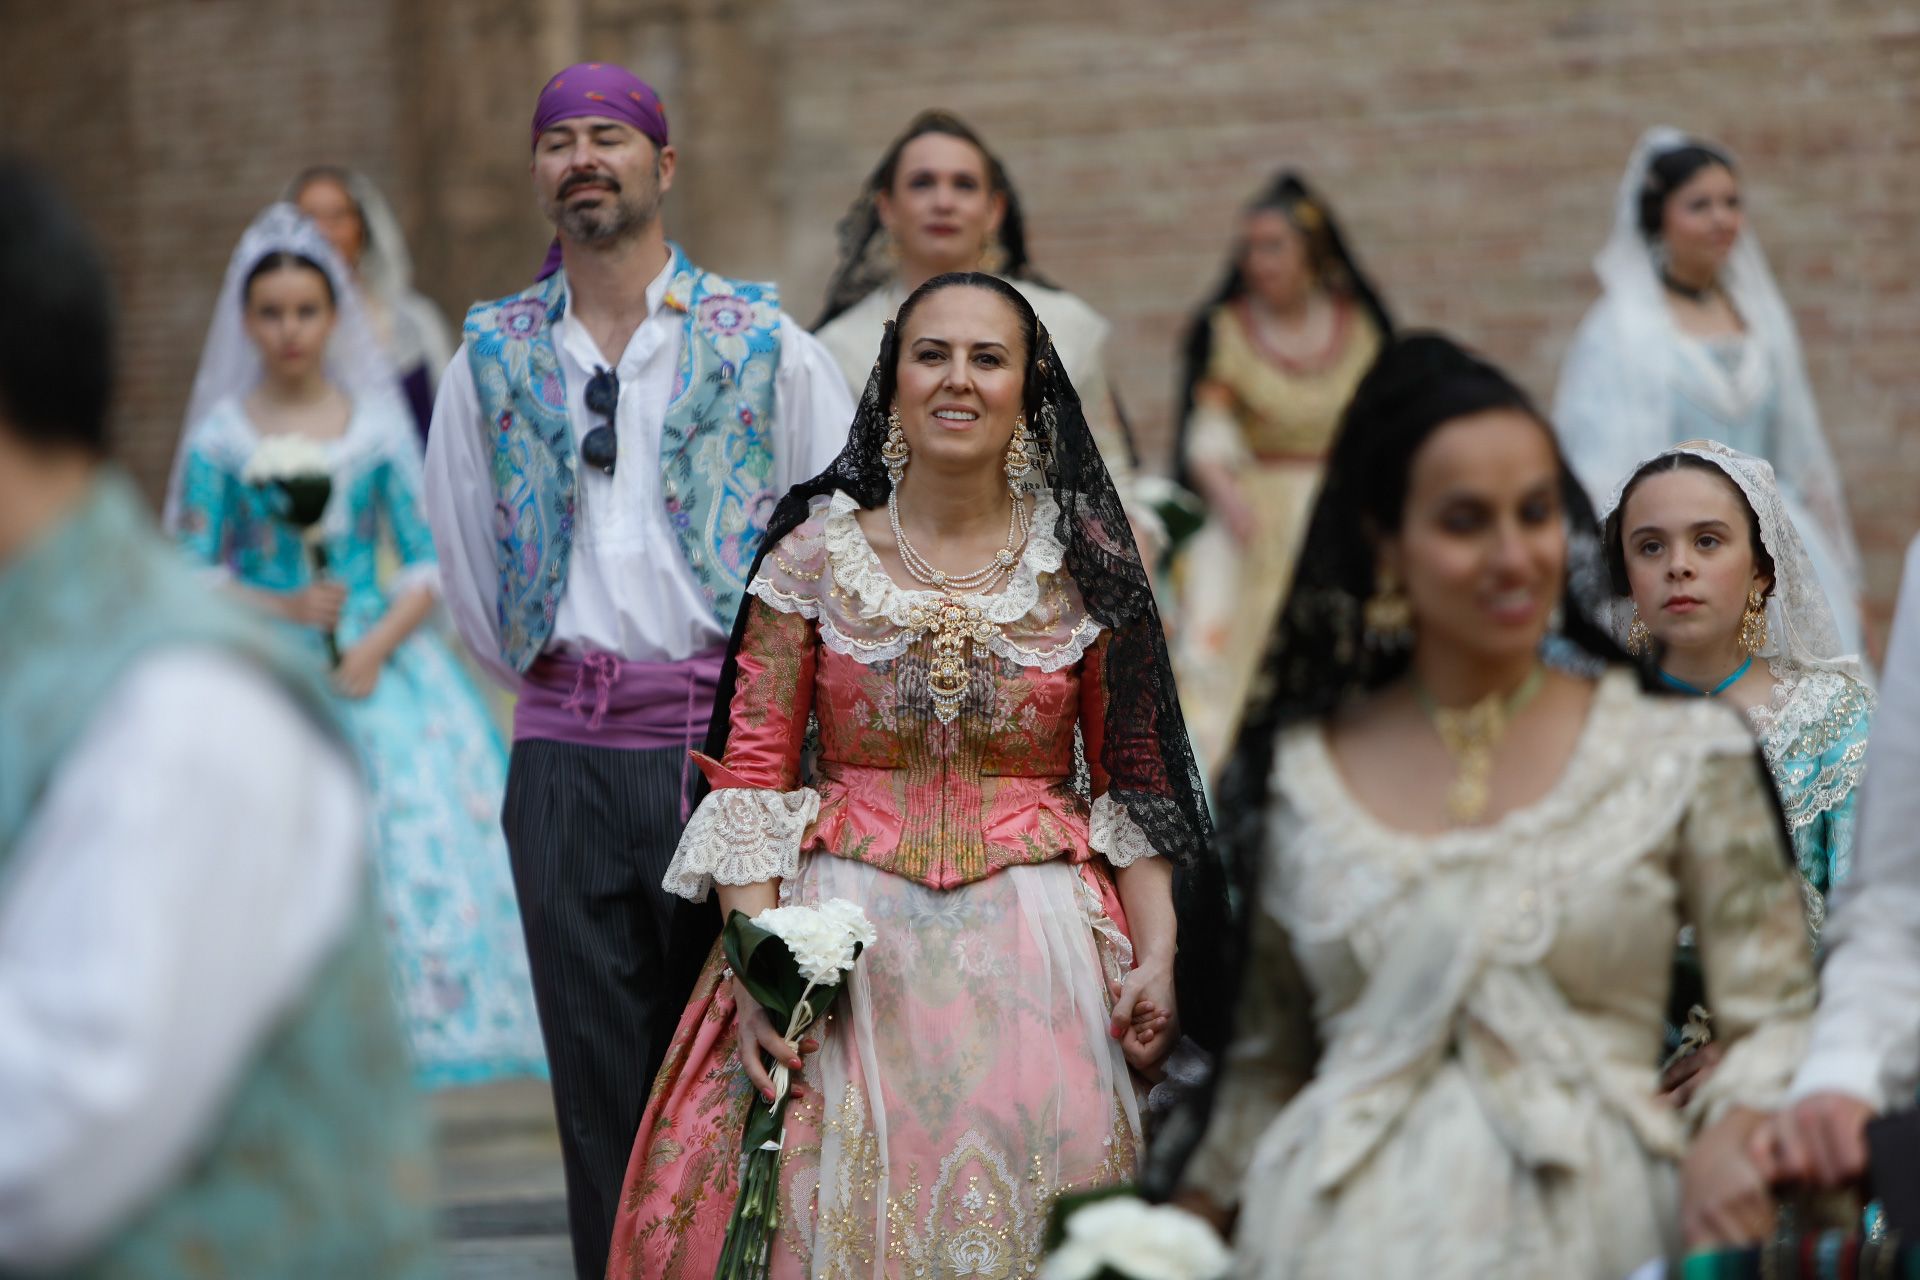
left=501, top=739, right=718, bottom=1280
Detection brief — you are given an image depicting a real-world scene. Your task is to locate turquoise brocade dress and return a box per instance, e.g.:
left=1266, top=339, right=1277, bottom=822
left=174, top=395, right=546, bottom=1088
left=1746, top=660, right=1874, bottom=930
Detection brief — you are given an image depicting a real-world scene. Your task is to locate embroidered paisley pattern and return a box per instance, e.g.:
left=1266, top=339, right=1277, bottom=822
left=463, top=244, right=782, bottom=670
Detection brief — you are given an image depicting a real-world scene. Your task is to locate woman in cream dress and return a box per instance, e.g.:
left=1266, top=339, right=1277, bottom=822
left=1168, top=336, right=1816, bottom=1277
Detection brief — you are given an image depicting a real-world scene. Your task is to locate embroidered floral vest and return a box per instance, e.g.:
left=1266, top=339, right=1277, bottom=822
left=0, top=472, right=435, bottom=1278
left=463, top=243, right=783, bottom=671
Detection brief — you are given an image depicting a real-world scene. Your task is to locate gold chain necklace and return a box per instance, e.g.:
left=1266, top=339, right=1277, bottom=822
left=1412, top=665, right=1547, bottom=825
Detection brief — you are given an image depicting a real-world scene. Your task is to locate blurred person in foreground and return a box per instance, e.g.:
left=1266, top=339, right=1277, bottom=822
left=0, top=160, right=433, bottom=1276
left=422, top=62, right=852, bottom=1280
left=1163, top=335, right=1816, bottom=1274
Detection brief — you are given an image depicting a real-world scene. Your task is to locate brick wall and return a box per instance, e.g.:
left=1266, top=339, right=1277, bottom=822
left=6, top=0, right=1916, bottom=638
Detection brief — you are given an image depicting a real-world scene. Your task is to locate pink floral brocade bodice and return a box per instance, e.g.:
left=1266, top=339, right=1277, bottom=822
left=672, top=490, right=1157, bottom=898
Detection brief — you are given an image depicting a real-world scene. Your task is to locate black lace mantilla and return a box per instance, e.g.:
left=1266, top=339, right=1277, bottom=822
left=709, top=282, right=1209, bottom=871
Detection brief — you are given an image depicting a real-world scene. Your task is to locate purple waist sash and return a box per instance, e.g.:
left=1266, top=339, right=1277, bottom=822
left=514, top=648, right=726, bottom=819
left=514, top=648, right=724, bottom=750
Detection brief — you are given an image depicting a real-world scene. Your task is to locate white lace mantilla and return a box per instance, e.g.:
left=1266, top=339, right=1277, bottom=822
left=1089, top=793, right=1157, bottom=867
left=661, top=786, right=821, bottom=902
left=745, top=489, right=1103, bottom=674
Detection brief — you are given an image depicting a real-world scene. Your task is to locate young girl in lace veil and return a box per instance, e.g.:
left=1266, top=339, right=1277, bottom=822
left=1553, top=127, right=1863, bottom=651
left=165, top=204, right=545, bottom=1088
left=1162, top=334, right=1815, bottom=1273
left=1604, top=439, right=1873, bottom=929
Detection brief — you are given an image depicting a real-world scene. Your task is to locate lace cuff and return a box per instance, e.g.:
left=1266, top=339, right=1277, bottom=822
left=661, top=786, right=821, bottom=903
left=1090, top=793, right=1160, bottom=867
left=387, top=561, right=442, bottom=600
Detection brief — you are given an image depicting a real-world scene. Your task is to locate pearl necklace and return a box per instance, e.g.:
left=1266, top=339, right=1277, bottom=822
left=886, top=487, right=1032, bottom=722
left=886, top=487, right=1030, bottom=594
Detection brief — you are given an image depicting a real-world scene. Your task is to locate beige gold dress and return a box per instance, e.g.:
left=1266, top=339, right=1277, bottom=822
left=1174, top=297, right=1380, bottom=771
left=1182, top=672, right=1817, bottom=1278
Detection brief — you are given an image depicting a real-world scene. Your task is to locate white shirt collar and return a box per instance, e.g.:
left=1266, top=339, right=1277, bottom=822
left=556, top=250, right=679, bottom=372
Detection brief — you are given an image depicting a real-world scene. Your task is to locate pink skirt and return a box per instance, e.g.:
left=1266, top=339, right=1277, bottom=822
left=605, top=853, right=1141, bottom=1279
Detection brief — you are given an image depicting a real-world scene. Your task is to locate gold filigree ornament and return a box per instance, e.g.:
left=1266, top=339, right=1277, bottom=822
left=1414, top=664, right=1547, bottom=825
left=905, top=596, right=1000, bottom=724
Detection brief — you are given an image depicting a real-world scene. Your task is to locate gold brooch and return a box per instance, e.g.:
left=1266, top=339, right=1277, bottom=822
left=904, top=596, right=999, bottom=724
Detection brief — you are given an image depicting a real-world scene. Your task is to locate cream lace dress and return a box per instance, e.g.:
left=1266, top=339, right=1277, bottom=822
left=1183, top=671, right=1817, bottom=1279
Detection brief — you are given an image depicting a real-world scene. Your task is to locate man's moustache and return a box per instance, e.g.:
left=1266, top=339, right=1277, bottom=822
left=560, top=174, right=621, bottom=198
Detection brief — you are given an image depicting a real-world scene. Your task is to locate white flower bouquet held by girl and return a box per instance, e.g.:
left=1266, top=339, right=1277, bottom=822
left=716, top=897, right=876, bottom=1280
left=243, top=435, right=338, bottom=664
left=1041, top=1192, right=1232, bottom=1280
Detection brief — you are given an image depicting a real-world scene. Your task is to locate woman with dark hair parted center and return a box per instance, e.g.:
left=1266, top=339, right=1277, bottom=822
left=812, top=109, right=1161, bottom=555
left=605, top=272, right=1212, bottom=1277
left=1169, top=172, right=1393, bottom=772
left=1164, top=335, right=1817, bottom=1275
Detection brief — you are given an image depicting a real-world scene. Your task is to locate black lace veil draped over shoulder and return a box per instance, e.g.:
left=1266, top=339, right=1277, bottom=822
left=1174, top=171, right=1394, bottom=488
left=1142, top=332, right=1648, bottom=1196
left=707, top=270, right=1220, bottom=1034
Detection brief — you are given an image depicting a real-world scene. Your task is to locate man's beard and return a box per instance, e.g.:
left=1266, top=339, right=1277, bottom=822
left=548, top=164, right=661, bottom=247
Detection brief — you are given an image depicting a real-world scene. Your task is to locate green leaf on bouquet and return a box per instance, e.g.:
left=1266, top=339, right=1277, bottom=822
left=721, top=910, right=816, bottom=1024
left=266, top=475, right=333, bottom=529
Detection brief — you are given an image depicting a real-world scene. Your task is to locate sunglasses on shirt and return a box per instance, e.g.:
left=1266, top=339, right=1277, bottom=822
left=581, top=366, right=619, bottom=476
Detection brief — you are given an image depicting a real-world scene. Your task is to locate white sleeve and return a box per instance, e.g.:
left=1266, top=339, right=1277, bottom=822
left=1791, top=536, right=1920, bottom=1110
left=0, top=650, right=366, bottom=1269
left=423, top=344, right=518, bottom=688
left=772, top=316, right=855, bottom=493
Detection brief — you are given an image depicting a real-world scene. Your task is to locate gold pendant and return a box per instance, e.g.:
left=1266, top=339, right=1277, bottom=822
left=905, top=595, right=999, bottom=724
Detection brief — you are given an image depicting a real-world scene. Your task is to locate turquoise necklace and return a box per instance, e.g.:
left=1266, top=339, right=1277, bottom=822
left=1657, top=654, right=1753, bottom=698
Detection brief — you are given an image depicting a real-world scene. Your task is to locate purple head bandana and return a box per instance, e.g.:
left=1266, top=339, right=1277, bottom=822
left=531, top=63, right=670, bottom=281
left=532, top=62, right=669, bottom=151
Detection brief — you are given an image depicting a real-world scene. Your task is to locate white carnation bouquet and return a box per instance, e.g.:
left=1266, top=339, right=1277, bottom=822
left=243, top=435, right=338, bottom=663
left=717, top=897, right=876, bottom=1280
left=1041, top=1192, right=1232, bottom=1280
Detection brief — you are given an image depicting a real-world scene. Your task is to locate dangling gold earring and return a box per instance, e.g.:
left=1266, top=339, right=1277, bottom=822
left=978, top=232, right=1008, bottom=276
left=882, top=405, right=910, bottom=485
left=1739, top=585, right=1769, bottom=655
left=1626, top=607, right=1652, bottom=656
left=1004, top=414, right=1035, bottom=487
left=1362, top=569, right=1415, bottom=652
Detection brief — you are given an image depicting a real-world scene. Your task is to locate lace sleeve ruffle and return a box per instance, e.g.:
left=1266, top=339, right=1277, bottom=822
left=1090, top=793, right=1160, bottom=867
left=661, top=786, right=821, bottom=903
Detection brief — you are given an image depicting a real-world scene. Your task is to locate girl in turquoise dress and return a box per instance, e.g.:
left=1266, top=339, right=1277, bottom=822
left=166, top=204, right=546, bottom=1088
left=1603, top=439, right=1873, bottom=928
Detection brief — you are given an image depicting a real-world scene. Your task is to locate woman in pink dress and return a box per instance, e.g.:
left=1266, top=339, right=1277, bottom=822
left=604, top=273, right=1211, bottom=1278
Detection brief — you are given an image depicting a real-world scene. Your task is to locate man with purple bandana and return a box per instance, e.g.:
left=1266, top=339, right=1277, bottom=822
left=422, top=62, right=851, bottom=1279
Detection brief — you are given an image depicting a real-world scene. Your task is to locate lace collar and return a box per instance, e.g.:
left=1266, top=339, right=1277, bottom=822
left=1268, top=670, right=1756, bottom=943
left=819, top=487, right=1071, bottom=629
